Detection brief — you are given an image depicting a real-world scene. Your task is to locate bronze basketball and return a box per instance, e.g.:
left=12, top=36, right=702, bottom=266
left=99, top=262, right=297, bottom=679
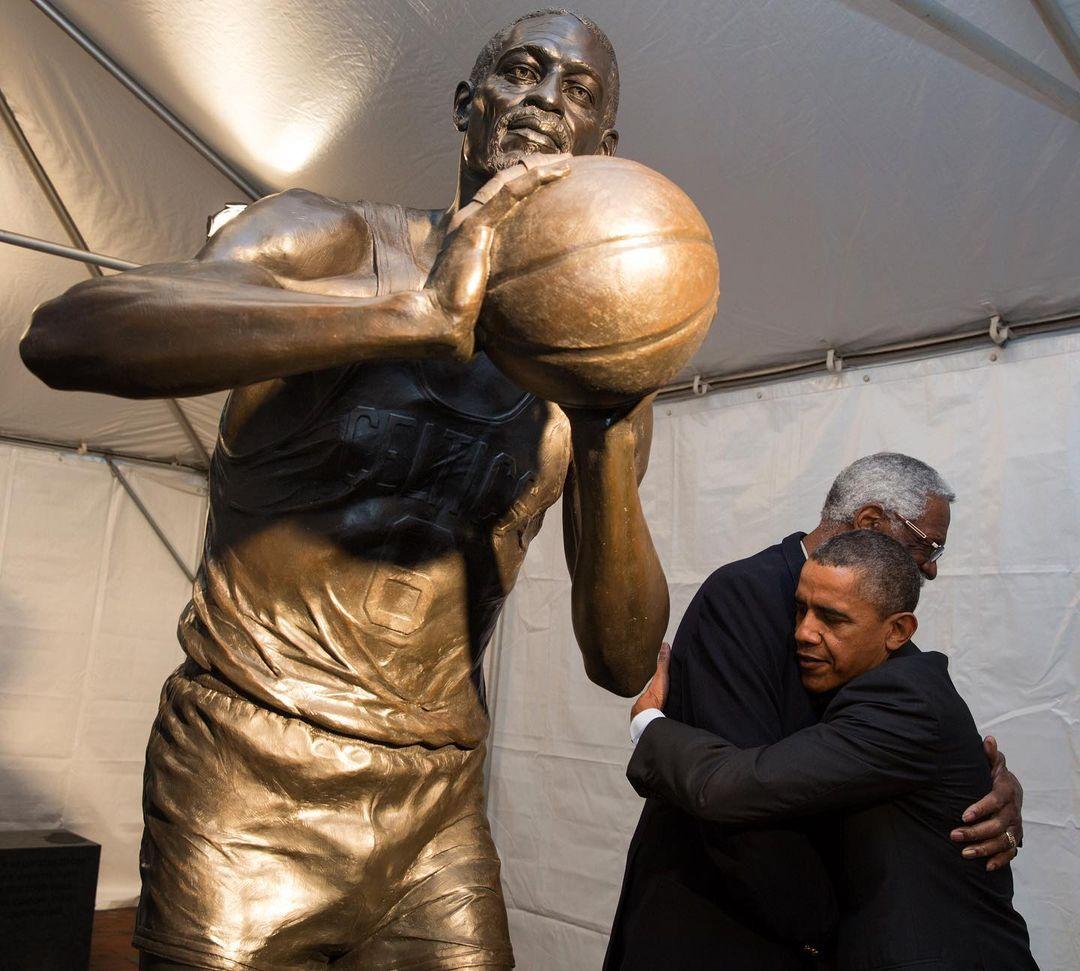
left=478, top=155, right=719, bottom=408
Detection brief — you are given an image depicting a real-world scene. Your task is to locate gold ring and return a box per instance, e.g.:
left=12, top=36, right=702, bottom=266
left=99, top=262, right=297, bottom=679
left=1004, top=830, right=1017, bottom=851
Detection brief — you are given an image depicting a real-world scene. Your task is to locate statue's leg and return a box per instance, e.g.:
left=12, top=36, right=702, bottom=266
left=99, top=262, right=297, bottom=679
left=134, top=668, right=350, bottom=971
left=137, top=660, right=530, bottom=971
left=348, top=745, right=515, bottom=970
left=138, top=667, right=512, bottom=971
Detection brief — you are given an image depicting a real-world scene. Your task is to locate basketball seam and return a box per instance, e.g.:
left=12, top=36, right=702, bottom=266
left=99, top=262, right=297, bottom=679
left=487, top=233, right=716, bottom=290
left=484, top=290, right=718, bottom=363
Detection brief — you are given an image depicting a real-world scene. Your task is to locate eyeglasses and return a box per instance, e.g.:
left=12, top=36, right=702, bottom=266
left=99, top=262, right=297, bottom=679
left=900, top=517, right=945, bottom=563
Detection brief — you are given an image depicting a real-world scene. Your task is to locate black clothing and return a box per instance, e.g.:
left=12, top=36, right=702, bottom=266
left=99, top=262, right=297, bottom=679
left=604, top=534, right=837, bottom=970
left=629, top=643, right=1037, bottom=971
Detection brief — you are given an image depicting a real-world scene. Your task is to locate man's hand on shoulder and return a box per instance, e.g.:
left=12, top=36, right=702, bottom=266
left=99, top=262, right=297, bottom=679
left=629, top=643, right=670, bottom=746
left=950, top=735, right=1023, bottom=870
left=632, top=642, right=671, bottom=719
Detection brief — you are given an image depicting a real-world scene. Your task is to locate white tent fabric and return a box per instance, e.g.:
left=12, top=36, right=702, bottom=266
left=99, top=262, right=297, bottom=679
left=0, top=0, right=1077, bottom=967
left=490, top=331, right=1080, bottom=970
left=0, top=445, right=204, bottom=906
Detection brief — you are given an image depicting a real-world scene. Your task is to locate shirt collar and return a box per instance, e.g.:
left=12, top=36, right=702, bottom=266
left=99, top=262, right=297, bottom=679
left=890, top=640, right=921, bottom=661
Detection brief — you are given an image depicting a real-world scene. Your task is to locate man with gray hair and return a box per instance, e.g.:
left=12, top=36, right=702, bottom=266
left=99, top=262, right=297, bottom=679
left=605, top=453, right=1023, bottom=971
left=809, top=452, right=956, bottom=581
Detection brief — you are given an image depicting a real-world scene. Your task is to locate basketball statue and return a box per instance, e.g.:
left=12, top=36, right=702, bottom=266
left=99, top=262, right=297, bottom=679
left=21, top=10, right=715, bottom=971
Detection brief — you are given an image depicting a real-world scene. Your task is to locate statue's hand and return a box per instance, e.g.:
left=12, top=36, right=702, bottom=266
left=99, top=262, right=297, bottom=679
left=561, top=393, right=657, bottom=481
left=429, top=158, right=569, bottom=360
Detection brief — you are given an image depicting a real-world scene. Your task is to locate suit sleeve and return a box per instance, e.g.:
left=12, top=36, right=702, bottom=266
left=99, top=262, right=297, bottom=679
left=629, top=670, right=940, bottom=825
left=666, top=568, right=792, bottom=743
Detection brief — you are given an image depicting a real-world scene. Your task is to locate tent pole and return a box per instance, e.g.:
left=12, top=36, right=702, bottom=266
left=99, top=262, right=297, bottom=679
left=165, top=400, right=212, bottom=468
left=1029, top=0, right=1080, bottom=81
left=106, top=458, right=196, bottom=583
left=662, top=310, right=1080, bottom=402
left=0, top=228, right=138, bottom=271
left=28, top=0, right=262, bottom=200
left=0, top=88, right=102, bottom=278
left=0, top=432, right=206, bottom=475
left=887, top=0, right=1080, bottom=121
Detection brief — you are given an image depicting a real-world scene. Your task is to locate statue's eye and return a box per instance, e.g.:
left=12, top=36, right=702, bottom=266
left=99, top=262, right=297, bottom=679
left=566, top=83, right=595, bottom=107
left=507, top=64, right=538, bottom=83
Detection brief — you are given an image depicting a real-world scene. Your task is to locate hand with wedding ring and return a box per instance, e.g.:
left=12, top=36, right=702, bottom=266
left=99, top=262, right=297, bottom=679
left=950, top=736, right=1023, bottom=871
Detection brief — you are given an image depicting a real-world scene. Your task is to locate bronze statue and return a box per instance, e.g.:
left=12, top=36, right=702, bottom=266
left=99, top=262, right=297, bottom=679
left=22, top=10, right=672, bottom=970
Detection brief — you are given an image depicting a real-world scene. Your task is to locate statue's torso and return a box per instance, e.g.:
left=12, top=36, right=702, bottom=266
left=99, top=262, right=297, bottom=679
left=179, top=202, right=571, bottom=747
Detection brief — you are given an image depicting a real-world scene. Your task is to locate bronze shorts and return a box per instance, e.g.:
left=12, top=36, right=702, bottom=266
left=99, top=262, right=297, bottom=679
left=134, top=667, right=513, bottom=971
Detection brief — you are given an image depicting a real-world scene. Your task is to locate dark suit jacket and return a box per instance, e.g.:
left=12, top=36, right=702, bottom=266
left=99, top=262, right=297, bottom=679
left=605, top=535, right=837, bottom=970
left=629, top=643, right=1037, bottom=971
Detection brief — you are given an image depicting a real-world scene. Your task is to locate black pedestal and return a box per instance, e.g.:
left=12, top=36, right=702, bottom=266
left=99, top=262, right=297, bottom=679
left=0, top=829, right=101, bottom=971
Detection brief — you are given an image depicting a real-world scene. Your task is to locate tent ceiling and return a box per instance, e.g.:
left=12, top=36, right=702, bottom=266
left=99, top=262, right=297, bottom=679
left=2, top=0, right=1078, bottom=464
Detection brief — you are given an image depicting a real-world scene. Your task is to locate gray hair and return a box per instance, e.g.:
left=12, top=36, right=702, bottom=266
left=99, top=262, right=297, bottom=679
left=468, top=9, right=620, bottom=131
left=821, top=452, right=956, bottom=524
left=811, top=530, right=922, bottom=617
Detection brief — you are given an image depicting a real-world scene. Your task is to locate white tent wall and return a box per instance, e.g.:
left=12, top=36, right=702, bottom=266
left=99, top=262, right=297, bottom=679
left=488, top=332, right=1080, bottom=970
left=0, top=444, right=206, bottom=908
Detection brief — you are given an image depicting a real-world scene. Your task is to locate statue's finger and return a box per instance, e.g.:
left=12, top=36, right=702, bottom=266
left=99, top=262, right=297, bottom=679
left=471, top=161, right=570, bottom=226
left=517, top=151, right=573, bottom=171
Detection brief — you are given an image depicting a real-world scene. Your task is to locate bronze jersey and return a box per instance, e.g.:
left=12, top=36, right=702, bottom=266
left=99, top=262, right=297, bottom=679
left=178, top=202, right=571, bottom=748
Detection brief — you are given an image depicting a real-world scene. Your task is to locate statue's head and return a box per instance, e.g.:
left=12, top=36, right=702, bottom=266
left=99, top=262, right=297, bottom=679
left=454, top=9, right=619, bottom=178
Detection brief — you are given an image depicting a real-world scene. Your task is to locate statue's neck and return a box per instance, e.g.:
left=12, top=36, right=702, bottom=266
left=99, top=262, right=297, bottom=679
left=446, top=150, right=488, bottom=223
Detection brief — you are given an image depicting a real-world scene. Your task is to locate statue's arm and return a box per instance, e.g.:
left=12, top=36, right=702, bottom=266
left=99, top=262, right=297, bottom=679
left=19, top=189, right=476, bottom=398
left=562, top=397, right=670, bottom=696
left=21, top=163, right=571, bottom=398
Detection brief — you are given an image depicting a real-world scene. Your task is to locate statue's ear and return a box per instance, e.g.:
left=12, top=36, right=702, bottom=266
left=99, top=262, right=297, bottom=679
left=453, top=81, right=475, bottom=132
left=598, top=129, right=619, bottom=157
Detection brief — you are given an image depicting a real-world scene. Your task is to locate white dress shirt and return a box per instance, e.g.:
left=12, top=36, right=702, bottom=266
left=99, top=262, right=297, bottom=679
left=630, top=707, right=665, bottom=746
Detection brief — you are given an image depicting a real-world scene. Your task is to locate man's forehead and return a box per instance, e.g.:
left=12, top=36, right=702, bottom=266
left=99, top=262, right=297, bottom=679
left=800, top=561, right=862, bottom=603
left=500, top=14, right=610, bottom=76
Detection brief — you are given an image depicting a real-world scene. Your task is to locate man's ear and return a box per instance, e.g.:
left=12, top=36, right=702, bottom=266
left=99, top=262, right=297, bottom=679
left=853, top=504, right=887, bottom=531
left=884, top=612, right=918, bottom=652
left=453, top=81, right=475, bottom=132
left=598, top=129, right=619, bottom=157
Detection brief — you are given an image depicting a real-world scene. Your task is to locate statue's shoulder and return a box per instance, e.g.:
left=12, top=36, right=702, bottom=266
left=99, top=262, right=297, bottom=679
left=215, top=189, right=442, bottom=240
left=239, top=187, right=364, bottom=222
left=203, top=188, right=374, bottom=276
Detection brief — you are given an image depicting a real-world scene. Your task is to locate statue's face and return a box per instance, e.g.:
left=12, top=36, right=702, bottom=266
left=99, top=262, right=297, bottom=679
left=456, top=14, right=617, bottom=177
